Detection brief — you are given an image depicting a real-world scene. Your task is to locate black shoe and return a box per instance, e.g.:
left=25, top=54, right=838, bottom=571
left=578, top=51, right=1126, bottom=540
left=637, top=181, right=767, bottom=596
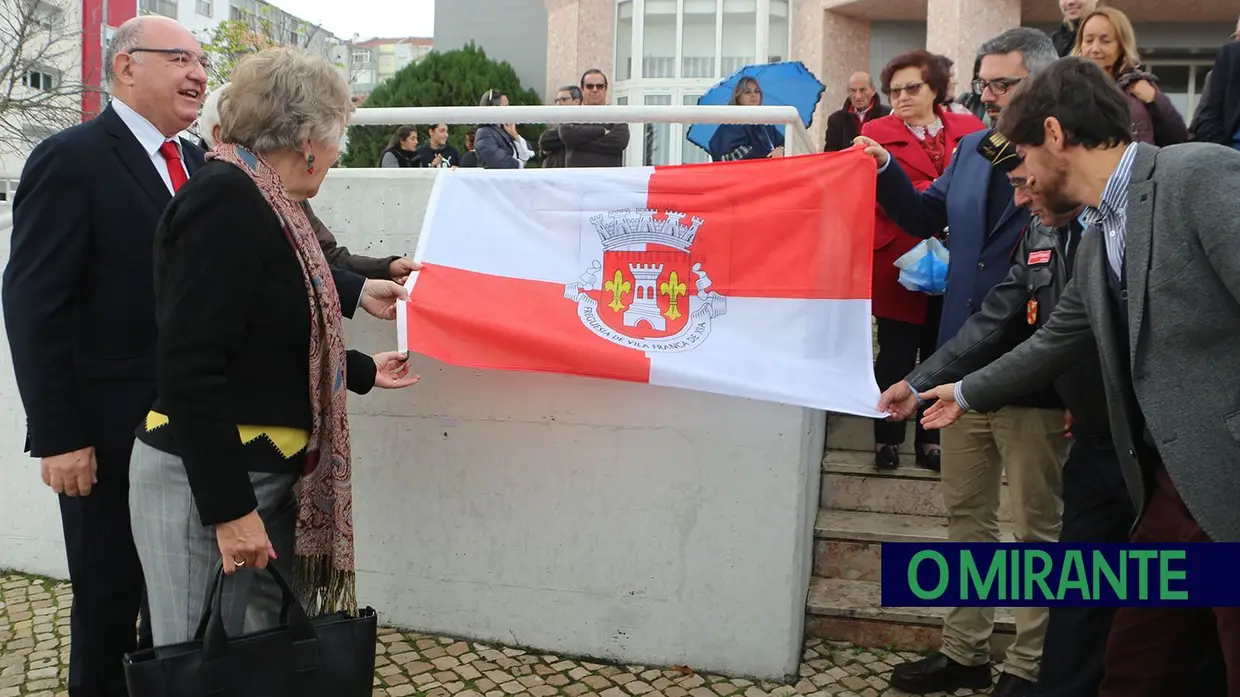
left=990, top=673, right=1035, bottom=697
left=917, top=447, right=941, bottom=472
left=875, top=444, right=900, bottom=470
left=890, top=652, right=992, bottom=694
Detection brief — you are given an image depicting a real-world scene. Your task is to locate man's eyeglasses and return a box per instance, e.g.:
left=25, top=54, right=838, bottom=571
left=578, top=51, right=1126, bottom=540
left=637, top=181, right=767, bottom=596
left=972, top=77, right=1023, bottom=95
left=583, top=82, right=607, bottom=91
left=554, top=96, right=577, bottom=104
left=886, top=82, right=924, bottom=98
left=127, top=47, right=212, bottom=71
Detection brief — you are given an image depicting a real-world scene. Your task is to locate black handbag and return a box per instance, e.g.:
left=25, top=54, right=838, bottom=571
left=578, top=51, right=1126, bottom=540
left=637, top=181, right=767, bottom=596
left=123, top=563, right=377, bottom=696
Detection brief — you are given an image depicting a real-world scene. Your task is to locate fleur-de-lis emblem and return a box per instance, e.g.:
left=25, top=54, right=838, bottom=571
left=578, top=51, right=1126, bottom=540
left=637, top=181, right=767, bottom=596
left=604, top=269, right=631, bottom=312
left=660, top=271, right=687, bottom=320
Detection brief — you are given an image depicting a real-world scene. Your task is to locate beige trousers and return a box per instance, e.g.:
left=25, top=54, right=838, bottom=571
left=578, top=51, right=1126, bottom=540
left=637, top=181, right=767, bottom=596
left=938, top=406, right=1069, bottom=683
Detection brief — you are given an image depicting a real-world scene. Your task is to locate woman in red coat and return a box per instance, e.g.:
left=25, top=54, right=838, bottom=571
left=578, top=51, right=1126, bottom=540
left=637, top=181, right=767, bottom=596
left=862, top=50, right=985, bottom=472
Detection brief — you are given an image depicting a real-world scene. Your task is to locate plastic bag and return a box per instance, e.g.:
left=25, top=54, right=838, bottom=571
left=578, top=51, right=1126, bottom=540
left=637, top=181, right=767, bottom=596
left=894, top=237, right=950, bottom=295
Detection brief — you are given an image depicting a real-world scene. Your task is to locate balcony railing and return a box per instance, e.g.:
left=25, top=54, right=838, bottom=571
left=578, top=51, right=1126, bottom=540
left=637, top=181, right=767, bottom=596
left=349, top=104, right=816, bottom=157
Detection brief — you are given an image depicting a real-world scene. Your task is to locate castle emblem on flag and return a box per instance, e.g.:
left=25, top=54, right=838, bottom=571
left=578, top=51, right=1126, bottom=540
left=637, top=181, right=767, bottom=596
left=564, top=208, right=727, bottom=352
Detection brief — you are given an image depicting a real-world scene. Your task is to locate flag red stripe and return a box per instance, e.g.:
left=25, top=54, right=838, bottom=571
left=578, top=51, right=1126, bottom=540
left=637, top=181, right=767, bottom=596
left=405, top=264, right=651, bottom=382
left=647, top=150, right=875, bottom=300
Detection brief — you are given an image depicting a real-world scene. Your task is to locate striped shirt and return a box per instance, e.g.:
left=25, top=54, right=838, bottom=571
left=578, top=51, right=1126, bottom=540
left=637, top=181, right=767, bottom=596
left=952, top=142, right=1139, bottom=412
left=1081, top=141, right=1140, bottom=280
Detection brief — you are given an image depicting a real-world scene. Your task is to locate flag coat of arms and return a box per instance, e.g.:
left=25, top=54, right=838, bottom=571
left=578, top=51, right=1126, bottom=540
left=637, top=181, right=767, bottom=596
left=397, top=151, right=883, bottom=417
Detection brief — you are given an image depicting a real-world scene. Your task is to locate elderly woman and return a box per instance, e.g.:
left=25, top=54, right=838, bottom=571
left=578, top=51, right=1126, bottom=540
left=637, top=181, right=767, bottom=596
left=861, top=49, right=985, bottom=472
left=198, top=82, right=415, bottom=283
left=129, top=46, right=420, bottom=645
left=1073, top=6, right=1188, bottom=145
left=708, top=77, right=785, bottom=161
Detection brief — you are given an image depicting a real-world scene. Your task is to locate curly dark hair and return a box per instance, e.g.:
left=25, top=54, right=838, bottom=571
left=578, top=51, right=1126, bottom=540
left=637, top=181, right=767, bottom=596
left=880, top=49, right=952, bottom=103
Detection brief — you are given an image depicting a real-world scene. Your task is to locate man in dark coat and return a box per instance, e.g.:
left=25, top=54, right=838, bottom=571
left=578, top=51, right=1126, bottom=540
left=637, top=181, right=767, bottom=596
left=824, top=71, right=890, bottom=152
left=540, top=85, right=581, bottom=168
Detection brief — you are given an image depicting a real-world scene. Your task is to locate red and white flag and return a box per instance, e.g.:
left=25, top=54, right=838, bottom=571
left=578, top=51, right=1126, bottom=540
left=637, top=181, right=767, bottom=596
left=397, top=150, right=883, bottom=417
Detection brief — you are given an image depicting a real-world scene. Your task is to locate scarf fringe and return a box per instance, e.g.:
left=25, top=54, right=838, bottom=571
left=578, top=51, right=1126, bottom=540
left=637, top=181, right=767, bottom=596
left=296, top=554, right=358, bottom=617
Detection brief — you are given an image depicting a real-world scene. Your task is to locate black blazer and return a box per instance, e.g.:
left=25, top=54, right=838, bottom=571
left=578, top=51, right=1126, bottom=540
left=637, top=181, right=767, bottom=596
left=1, top=105, right=365, bottom=459
left=1193, top=41, right=1240, bottom=145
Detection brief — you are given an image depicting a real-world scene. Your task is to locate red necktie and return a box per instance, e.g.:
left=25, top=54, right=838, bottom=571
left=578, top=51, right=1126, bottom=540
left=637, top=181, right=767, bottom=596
left=158, top=140, right=188, bottom=193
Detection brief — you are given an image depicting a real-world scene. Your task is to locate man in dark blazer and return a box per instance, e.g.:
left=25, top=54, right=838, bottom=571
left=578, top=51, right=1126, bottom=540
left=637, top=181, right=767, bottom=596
left=0, top=16, right=384, bottom=696
left=853, top=28, right=1066, bottom=697
left=1191, top=17, right=1240, bottom=148
left=823, top=71, right=890, bottom=152
left=920, top=57, right=1240, bottom=697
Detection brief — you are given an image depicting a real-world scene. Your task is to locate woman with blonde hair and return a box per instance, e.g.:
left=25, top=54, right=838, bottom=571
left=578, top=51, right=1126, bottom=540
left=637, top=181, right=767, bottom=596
left=1072, top=6, right=1188, bottom=145
left=130, top=46, right=420, bottom=644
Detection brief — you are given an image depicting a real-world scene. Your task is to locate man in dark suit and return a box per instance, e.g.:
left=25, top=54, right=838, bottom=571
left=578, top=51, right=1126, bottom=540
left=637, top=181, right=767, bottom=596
left=853, top=28, right=1066, bottom=697
left=823, top=71, right=890, bottom=152
left=0, top=16, right=391, bottom=696
left=920, top=57, right=1240, bottom=697
left=1191, top=15, right=1240, bottom=148
left=1, top=16, right=209, bottom=696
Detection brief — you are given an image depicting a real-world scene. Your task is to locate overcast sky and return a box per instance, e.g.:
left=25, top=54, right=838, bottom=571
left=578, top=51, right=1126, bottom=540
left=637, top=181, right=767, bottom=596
left=272, top=0, right=435, bottom=41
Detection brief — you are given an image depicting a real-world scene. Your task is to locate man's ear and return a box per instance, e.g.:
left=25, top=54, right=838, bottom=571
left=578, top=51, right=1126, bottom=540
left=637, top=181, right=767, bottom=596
left=1044, top=116, right=1067, bottom=151
left=112, top=54, right=136, bottom=87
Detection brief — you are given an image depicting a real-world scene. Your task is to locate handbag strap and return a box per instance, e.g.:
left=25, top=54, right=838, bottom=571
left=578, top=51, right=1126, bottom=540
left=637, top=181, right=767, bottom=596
left=196, top=563, right=319, bottom=663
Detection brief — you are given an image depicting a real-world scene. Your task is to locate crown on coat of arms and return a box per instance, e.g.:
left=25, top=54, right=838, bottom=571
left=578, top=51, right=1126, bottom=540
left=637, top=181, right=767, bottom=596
left=590, top=208, right=704, bottom=252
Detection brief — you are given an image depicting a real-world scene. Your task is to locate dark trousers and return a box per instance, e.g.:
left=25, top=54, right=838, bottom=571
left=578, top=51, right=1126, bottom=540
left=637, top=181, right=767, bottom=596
left=1034, top=436, right=1135, bottom=697
left=59, top=444, right=151, bottom=697
left=873, top=297, right=942, bottom=446
left=1098, top=457, right=1238, bottom=697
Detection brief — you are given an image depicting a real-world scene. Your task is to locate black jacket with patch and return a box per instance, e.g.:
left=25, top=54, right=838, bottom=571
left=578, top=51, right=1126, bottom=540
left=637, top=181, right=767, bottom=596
left=906, top=217, right=1113, bottom=441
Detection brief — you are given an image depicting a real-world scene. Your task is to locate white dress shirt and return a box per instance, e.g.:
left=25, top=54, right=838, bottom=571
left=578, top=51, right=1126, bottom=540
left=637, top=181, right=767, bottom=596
left=111, top=97, right=190, bottom=195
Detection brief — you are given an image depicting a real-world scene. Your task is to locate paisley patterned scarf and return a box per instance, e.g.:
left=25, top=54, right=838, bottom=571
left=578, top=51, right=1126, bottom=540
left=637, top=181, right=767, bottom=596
left=207, top=143, right=357, bottom=616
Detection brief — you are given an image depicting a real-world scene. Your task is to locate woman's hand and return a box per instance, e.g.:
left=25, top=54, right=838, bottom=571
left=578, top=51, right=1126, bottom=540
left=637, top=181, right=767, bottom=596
left=503, top=123, right=521, bottom=139
left=215, top=510, right=275, bottom=575
left=767, top=146, right=785, bottom=158
left=1127, top=79, right=1157, bottom=104
left=373, top=351, right=420, bottom=389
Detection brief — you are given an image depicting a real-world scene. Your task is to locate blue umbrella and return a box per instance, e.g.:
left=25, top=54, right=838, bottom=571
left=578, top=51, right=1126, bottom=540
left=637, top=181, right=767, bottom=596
left=686, top=61, right=825, bottom=157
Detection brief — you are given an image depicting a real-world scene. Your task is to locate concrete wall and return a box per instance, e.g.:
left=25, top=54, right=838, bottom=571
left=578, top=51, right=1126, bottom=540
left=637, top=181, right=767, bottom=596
left=0, top=168, right=824, bottom=680
left=434, top=0, right=550, bottom=100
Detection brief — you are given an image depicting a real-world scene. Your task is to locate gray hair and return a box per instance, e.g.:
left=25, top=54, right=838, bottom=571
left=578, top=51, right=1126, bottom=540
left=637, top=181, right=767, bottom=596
left=105, top=20, right=145, bottom=87
left=219, top=46, right=353, bottom=154
left=198, top=83, right=228, bottom=147
left=978, top=27, right=1059, bottom=76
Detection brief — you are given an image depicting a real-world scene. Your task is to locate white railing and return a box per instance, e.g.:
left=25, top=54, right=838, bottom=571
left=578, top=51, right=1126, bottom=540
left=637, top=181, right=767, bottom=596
left=0, top=210, right=11, bottom=232
left=349, top=105, right=817, bottom=157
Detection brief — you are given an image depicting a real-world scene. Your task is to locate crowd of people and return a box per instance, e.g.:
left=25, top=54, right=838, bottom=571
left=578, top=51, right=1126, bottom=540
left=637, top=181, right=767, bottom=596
left=1, top=1, right=1238, bottom=696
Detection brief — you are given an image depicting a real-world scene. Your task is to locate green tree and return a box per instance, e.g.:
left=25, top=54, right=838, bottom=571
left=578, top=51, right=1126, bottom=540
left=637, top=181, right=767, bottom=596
left=341, top=42, right=544, bottom=168
left=201, top=15, right=330, bottom=90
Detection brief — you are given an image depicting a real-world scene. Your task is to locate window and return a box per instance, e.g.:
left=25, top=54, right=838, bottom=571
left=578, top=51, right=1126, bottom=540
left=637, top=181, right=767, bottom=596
left=643, top=0, right=676, bottom=78
left=196, top=0, right=211, bottom=16
left=140, top=0, right=177, bottom=18
left=681, top=0, right=717, bottom=78
left=617, top=1, right=634, bottom=81
left=721, top=0, right=757, bottom=75
left=643, top=94, right=672, bottom=165
left=23, top=70, right=56, bottom=90
left=768, top=0, right=789, bottom=63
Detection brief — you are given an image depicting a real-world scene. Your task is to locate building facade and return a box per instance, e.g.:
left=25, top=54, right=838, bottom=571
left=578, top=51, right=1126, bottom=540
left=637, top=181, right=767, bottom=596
left=545, top=0, right=1238, bottom=166
left=348, top=36, right=434, bottom=97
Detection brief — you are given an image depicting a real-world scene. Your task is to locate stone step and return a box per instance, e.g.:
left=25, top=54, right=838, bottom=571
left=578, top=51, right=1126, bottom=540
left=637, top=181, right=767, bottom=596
left=804, top=576, right=1016, bottom=656
left=827, top=414, right=916, bottom=455
left=813, top=509, right=1016, bottom=581
left=820, top=451, right=1013, bottom=521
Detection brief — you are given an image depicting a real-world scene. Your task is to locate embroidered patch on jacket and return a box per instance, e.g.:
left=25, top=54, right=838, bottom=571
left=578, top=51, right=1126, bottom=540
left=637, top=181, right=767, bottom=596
left=1027, top=249, right=1053, bottom=265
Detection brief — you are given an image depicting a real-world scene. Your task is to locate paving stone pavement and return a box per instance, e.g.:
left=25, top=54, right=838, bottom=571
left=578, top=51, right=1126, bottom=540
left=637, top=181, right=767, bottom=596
left=0, top=571, right=999, bottom=697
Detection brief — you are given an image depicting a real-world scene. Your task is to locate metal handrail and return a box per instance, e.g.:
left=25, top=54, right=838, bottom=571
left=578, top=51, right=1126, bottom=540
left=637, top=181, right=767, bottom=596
left=348, top=105, right=816, bottom=157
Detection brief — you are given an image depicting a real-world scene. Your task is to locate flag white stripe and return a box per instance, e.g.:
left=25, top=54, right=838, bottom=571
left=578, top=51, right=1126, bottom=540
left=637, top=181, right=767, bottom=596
left=418, top=167, right=656, bottom=284
left=647, top=297, right=882, bottom=418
